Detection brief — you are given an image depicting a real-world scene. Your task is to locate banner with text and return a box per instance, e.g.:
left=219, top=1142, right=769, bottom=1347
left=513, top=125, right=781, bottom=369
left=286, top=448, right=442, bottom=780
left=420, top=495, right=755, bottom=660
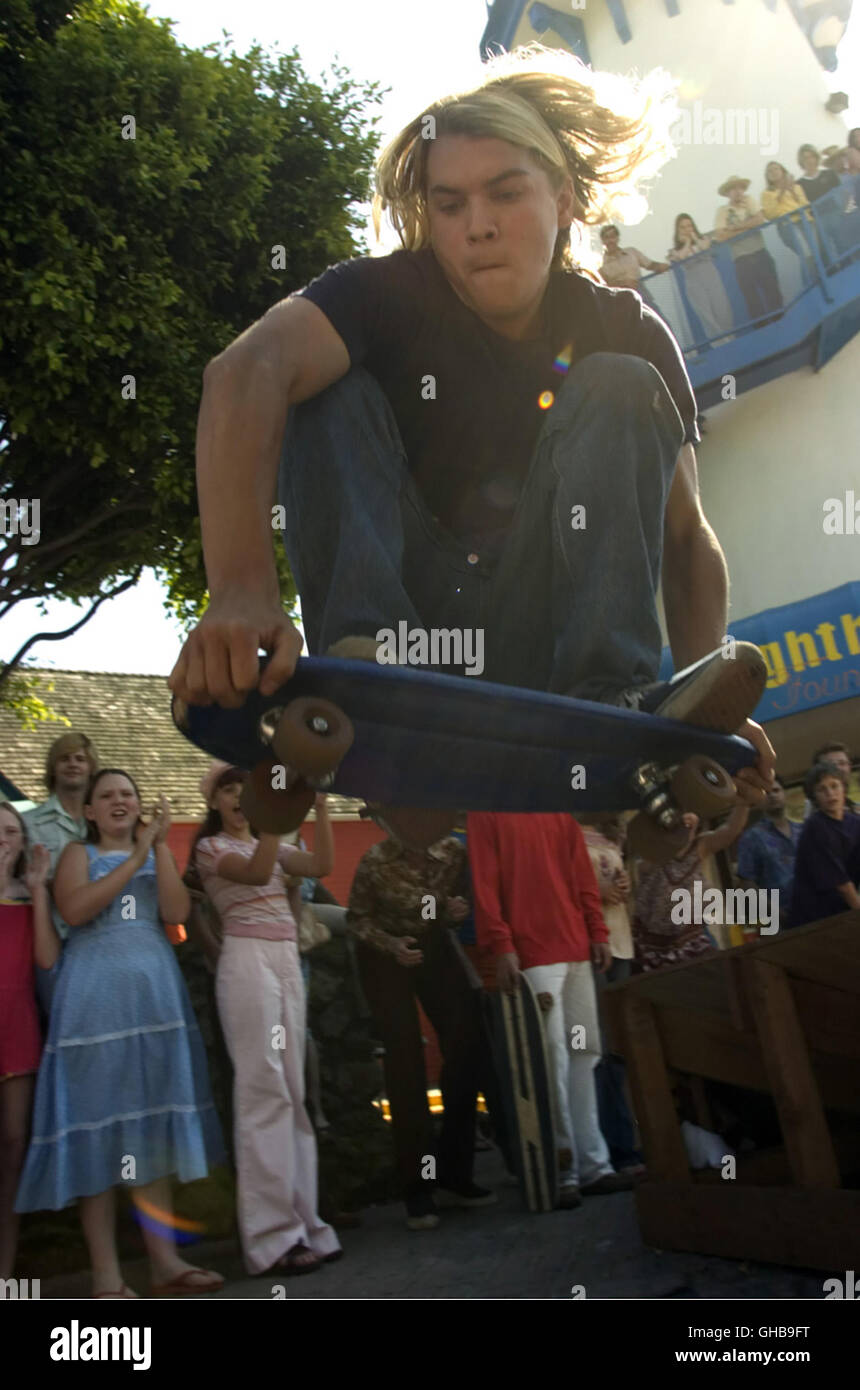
left=659, top=582, right=860, bottom=721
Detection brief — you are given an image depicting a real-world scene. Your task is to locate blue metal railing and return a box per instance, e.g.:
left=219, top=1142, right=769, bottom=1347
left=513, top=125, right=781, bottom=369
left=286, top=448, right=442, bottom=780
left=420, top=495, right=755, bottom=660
left=638, top=175, right=860, bottom=358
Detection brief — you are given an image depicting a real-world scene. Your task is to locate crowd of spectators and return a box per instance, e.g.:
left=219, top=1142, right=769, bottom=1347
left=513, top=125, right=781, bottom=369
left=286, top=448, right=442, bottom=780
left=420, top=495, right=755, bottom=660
left=599, top=134, right=860, bottom=338
left=1, top=728, right=857, bottom=1277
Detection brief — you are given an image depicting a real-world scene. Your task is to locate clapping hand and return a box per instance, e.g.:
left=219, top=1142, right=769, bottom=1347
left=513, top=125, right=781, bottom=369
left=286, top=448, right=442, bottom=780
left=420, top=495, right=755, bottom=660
left=24, top=842, right=51, bottom=893
left=136, top=797, right=171, bottom=854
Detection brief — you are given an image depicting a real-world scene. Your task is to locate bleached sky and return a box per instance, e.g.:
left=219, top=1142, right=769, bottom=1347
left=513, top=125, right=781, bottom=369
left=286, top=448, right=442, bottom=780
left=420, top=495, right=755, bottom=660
left=3, top=0, right=859, bottom=676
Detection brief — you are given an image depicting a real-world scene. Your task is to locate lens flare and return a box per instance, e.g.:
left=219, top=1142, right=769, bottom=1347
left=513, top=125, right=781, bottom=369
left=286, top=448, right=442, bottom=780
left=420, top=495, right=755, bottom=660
left=538, top=390, right=554, bottom=410
left=131, top=1193, right=205, bottom=1246
left=552, top=342, right=573, bottom=374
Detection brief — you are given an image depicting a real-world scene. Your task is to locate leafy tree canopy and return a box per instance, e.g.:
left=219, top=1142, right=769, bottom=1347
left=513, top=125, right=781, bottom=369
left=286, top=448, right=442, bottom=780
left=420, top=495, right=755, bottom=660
left=0, top=0, right=384, bottom=696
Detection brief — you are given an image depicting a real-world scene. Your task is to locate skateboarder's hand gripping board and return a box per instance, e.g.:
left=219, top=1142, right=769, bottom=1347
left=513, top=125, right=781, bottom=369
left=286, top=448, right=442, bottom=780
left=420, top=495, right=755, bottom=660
left=732, top=720, right=775, bottom=807
left=168, top=299, right=349, bottom=710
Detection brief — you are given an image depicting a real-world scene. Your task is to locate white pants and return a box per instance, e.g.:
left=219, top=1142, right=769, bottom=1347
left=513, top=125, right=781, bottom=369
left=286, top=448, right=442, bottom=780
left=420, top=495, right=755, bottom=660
left=524, top=960, right=614, bottom=1188
left=216, top=936, right=340, bottom=1272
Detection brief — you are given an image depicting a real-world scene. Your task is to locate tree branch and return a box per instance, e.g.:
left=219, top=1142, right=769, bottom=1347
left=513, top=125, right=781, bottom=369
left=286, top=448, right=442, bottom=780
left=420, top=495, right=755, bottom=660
left=0, top=570, right=143, bottom=693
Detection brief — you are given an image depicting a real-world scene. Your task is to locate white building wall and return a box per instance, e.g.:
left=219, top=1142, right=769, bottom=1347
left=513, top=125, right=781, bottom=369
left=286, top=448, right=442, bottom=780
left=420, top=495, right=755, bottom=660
left=696, top=337, right=860, bottom=624
left=511, top=0, right=858, bottom=622
left=513, top=0, right=849, bottom=257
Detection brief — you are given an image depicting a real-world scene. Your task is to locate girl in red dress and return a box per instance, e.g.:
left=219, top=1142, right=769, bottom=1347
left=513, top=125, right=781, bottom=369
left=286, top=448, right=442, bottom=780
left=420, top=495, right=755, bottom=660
left=0, top=803, right=57, bottom=1277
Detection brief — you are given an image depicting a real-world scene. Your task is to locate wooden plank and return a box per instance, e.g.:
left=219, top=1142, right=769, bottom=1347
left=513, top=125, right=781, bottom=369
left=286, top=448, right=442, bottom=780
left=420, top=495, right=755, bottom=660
left=745, top=958, right=840, bottom=1188
left=619, top=995, right=689, bottom=1181
left=754, top=912, right=860, bottom=992
left=723, top=953, right=754, bottom=1031
left=688, top=1074, right=713, bottom=1131
left=660, top=1010, right=860, bottom=1114
left=636, top=1182, right=860, bottom=1271
left=792, top=978, right=860, bottom=1062
left=614, top=955, right=732, bottom=1017
left=692, top=1122, right=860, bottom=1189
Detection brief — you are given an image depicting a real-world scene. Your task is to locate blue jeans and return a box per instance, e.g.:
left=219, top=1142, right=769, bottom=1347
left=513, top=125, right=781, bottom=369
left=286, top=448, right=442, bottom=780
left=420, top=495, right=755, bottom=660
left=278, top=353, right=683, bottom=701
left=594, top=956, right=642, bottom=1168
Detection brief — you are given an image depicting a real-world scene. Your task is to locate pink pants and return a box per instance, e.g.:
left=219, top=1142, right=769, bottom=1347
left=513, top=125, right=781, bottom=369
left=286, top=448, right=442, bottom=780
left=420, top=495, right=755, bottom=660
left=216, top=935, right=340, bottom=1272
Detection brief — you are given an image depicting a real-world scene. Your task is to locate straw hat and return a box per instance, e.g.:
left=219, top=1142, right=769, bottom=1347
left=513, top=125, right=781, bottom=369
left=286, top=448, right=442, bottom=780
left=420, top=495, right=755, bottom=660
left=718, top=174, right=751, bottom=197
left=199, top=759, right=242, bottom=808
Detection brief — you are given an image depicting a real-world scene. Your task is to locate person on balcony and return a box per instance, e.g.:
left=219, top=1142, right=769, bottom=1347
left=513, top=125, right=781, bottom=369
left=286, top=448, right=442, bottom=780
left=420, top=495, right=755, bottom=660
left=796, top=144, right=858, bottom=261
left=666, top=214, right=733, bottom=342
left=713, top=175, right=783, bottom=322
left=762, top=162, right=816, bottom=269
left=796, top=145, right=841, bottom=204
left=598, top=224, right=668, bottom=290
left=599, top=224, right=668, bottom=314
left=844, top=128, right=860, bottom=175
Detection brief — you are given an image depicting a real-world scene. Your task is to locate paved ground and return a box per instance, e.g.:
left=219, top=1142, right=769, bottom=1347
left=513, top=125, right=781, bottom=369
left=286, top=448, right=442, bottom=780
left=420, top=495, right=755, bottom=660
left=34, top=1151, right=826, bottom=1301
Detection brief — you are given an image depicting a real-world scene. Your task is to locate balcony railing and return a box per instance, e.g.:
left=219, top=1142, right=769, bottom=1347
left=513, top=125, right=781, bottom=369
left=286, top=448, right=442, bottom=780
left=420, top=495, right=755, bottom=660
left=638, top=175, right=860, bottom=369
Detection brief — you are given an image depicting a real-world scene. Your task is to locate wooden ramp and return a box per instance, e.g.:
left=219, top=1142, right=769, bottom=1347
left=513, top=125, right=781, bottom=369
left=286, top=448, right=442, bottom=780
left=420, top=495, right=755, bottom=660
left=602, top=911, right=860, bottom=1272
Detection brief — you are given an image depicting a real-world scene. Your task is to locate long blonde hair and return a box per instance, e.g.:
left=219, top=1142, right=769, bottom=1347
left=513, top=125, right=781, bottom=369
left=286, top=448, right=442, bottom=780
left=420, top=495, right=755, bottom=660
left=373, top=45, right=677, bottom=269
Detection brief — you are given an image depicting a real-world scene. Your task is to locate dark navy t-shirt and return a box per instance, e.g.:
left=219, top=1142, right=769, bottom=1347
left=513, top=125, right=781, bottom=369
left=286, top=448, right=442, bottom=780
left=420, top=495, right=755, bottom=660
left=788, top=809, right=860, bottom=928
left=298, top=247, right=699, bottom=551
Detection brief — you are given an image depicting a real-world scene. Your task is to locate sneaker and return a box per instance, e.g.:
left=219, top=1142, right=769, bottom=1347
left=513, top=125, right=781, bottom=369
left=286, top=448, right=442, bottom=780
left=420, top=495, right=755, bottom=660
left=557, top=1184, right=582, bottom=1209
left=580, top=1170, right=642, bottom=1196
left=631, top=643, right=767, bottom=734
left=404, top=1192, right=440, bottom=1230
left=435, top=1182, right=498, bottom=1208
left=326, top=635, right=382, bottom=662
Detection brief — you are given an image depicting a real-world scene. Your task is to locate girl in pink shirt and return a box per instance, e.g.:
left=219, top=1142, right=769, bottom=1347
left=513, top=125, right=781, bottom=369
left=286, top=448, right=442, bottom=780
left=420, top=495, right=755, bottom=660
left=192, top=763, right=341, bottom=1276
left=0, top=805, right=55, bottom=1279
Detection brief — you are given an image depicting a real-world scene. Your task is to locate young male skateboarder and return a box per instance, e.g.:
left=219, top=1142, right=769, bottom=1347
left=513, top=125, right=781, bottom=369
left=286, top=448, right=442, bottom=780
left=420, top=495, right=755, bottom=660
left=168, top=47, right=773, bottom=801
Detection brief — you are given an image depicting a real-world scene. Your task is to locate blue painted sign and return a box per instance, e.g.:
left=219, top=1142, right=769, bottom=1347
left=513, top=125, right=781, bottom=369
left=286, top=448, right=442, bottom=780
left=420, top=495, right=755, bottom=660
left=659, top=582, right=860, bottom=721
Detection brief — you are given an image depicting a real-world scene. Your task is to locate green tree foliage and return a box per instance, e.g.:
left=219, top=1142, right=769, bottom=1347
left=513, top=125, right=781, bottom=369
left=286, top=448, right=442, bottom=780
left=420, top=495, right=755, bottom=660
left=0, top=0, right=383, bottom=689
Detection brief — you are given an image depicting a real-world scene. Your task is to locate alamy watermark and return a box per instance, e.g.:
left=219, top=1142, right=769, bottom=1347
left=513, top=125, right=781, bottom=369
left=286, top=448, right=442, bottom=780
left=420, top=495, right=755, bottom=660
left=0, top=497, right=40, bottom=545
left=376, top=623, right=484, bottom=676
left=670, top=885, right=780, bottom=934
left=670, top=102, right=779, bottom=158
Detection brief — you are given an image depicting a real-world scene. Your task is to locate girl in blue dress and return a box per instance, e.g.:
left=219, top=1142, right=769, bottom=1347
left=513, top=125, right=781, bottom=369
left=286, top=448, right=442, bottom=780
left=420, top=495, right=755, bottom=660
left=15, top=769, right=225, bottom=1298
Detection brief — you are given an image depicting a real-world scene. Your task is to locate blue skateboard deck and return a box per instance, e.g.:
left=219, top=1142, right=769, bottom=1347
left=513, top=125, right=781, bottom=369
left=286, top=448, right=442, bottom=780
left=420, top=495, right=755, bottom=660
left=173, top=655, right=757, bottom=814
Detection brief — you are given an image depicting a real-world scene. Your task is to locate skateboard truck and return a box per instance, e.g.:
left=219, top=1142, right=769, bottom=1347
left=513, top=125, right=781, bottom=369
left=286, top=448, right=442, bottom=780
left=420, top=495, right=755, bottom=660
left=627, top=754, right=736, bottom=863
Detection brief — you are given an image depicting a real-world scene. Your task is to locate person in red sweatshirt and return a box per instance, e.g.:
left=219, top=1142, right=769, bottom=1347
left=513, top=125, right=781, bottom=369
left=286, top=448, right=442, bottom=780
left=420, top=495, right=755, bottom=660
left=467, top=812, right=640, bottom=1207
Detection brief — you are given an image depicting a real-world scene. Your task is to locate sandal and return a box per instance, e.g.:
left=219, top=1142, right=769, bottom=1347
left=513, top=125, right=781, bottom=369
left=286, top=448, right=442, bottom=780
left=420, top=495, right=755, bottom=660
left=278, top=1243, right=322, bottom=1276
left=93, top=1284, right=138, bottom=1299
left=150, top=1267, right=224, bottom=1296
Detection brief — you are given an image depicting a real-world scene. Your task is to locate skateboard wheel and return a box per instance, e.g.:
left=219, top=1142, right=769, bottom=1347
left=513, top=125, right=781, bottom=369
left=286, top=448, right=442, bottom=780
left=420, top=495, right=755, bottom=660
left=627, top=811, right=690, bottom=865
left=367, top=805, right=457, bottom=850
left=240, top=759, right=315, bottom=835
left=671, top=755, right=736, bottom=818
left=271, top=697, right=353, bottom=779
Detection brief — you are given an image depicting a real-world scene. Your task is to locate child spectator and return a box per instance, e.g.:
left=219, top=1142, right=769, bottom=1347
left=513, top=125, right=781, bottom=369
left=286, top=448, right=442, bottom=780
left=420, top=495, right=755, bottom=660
left=632, top=805, right=749, bottom=969
left=0, top=805, right=55, bottom=1278
left=193, top=763, right=341, bottom=1275
left=14, top=771, right=224, bottom=1299
left=788, top=763, right=860, bottom=928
